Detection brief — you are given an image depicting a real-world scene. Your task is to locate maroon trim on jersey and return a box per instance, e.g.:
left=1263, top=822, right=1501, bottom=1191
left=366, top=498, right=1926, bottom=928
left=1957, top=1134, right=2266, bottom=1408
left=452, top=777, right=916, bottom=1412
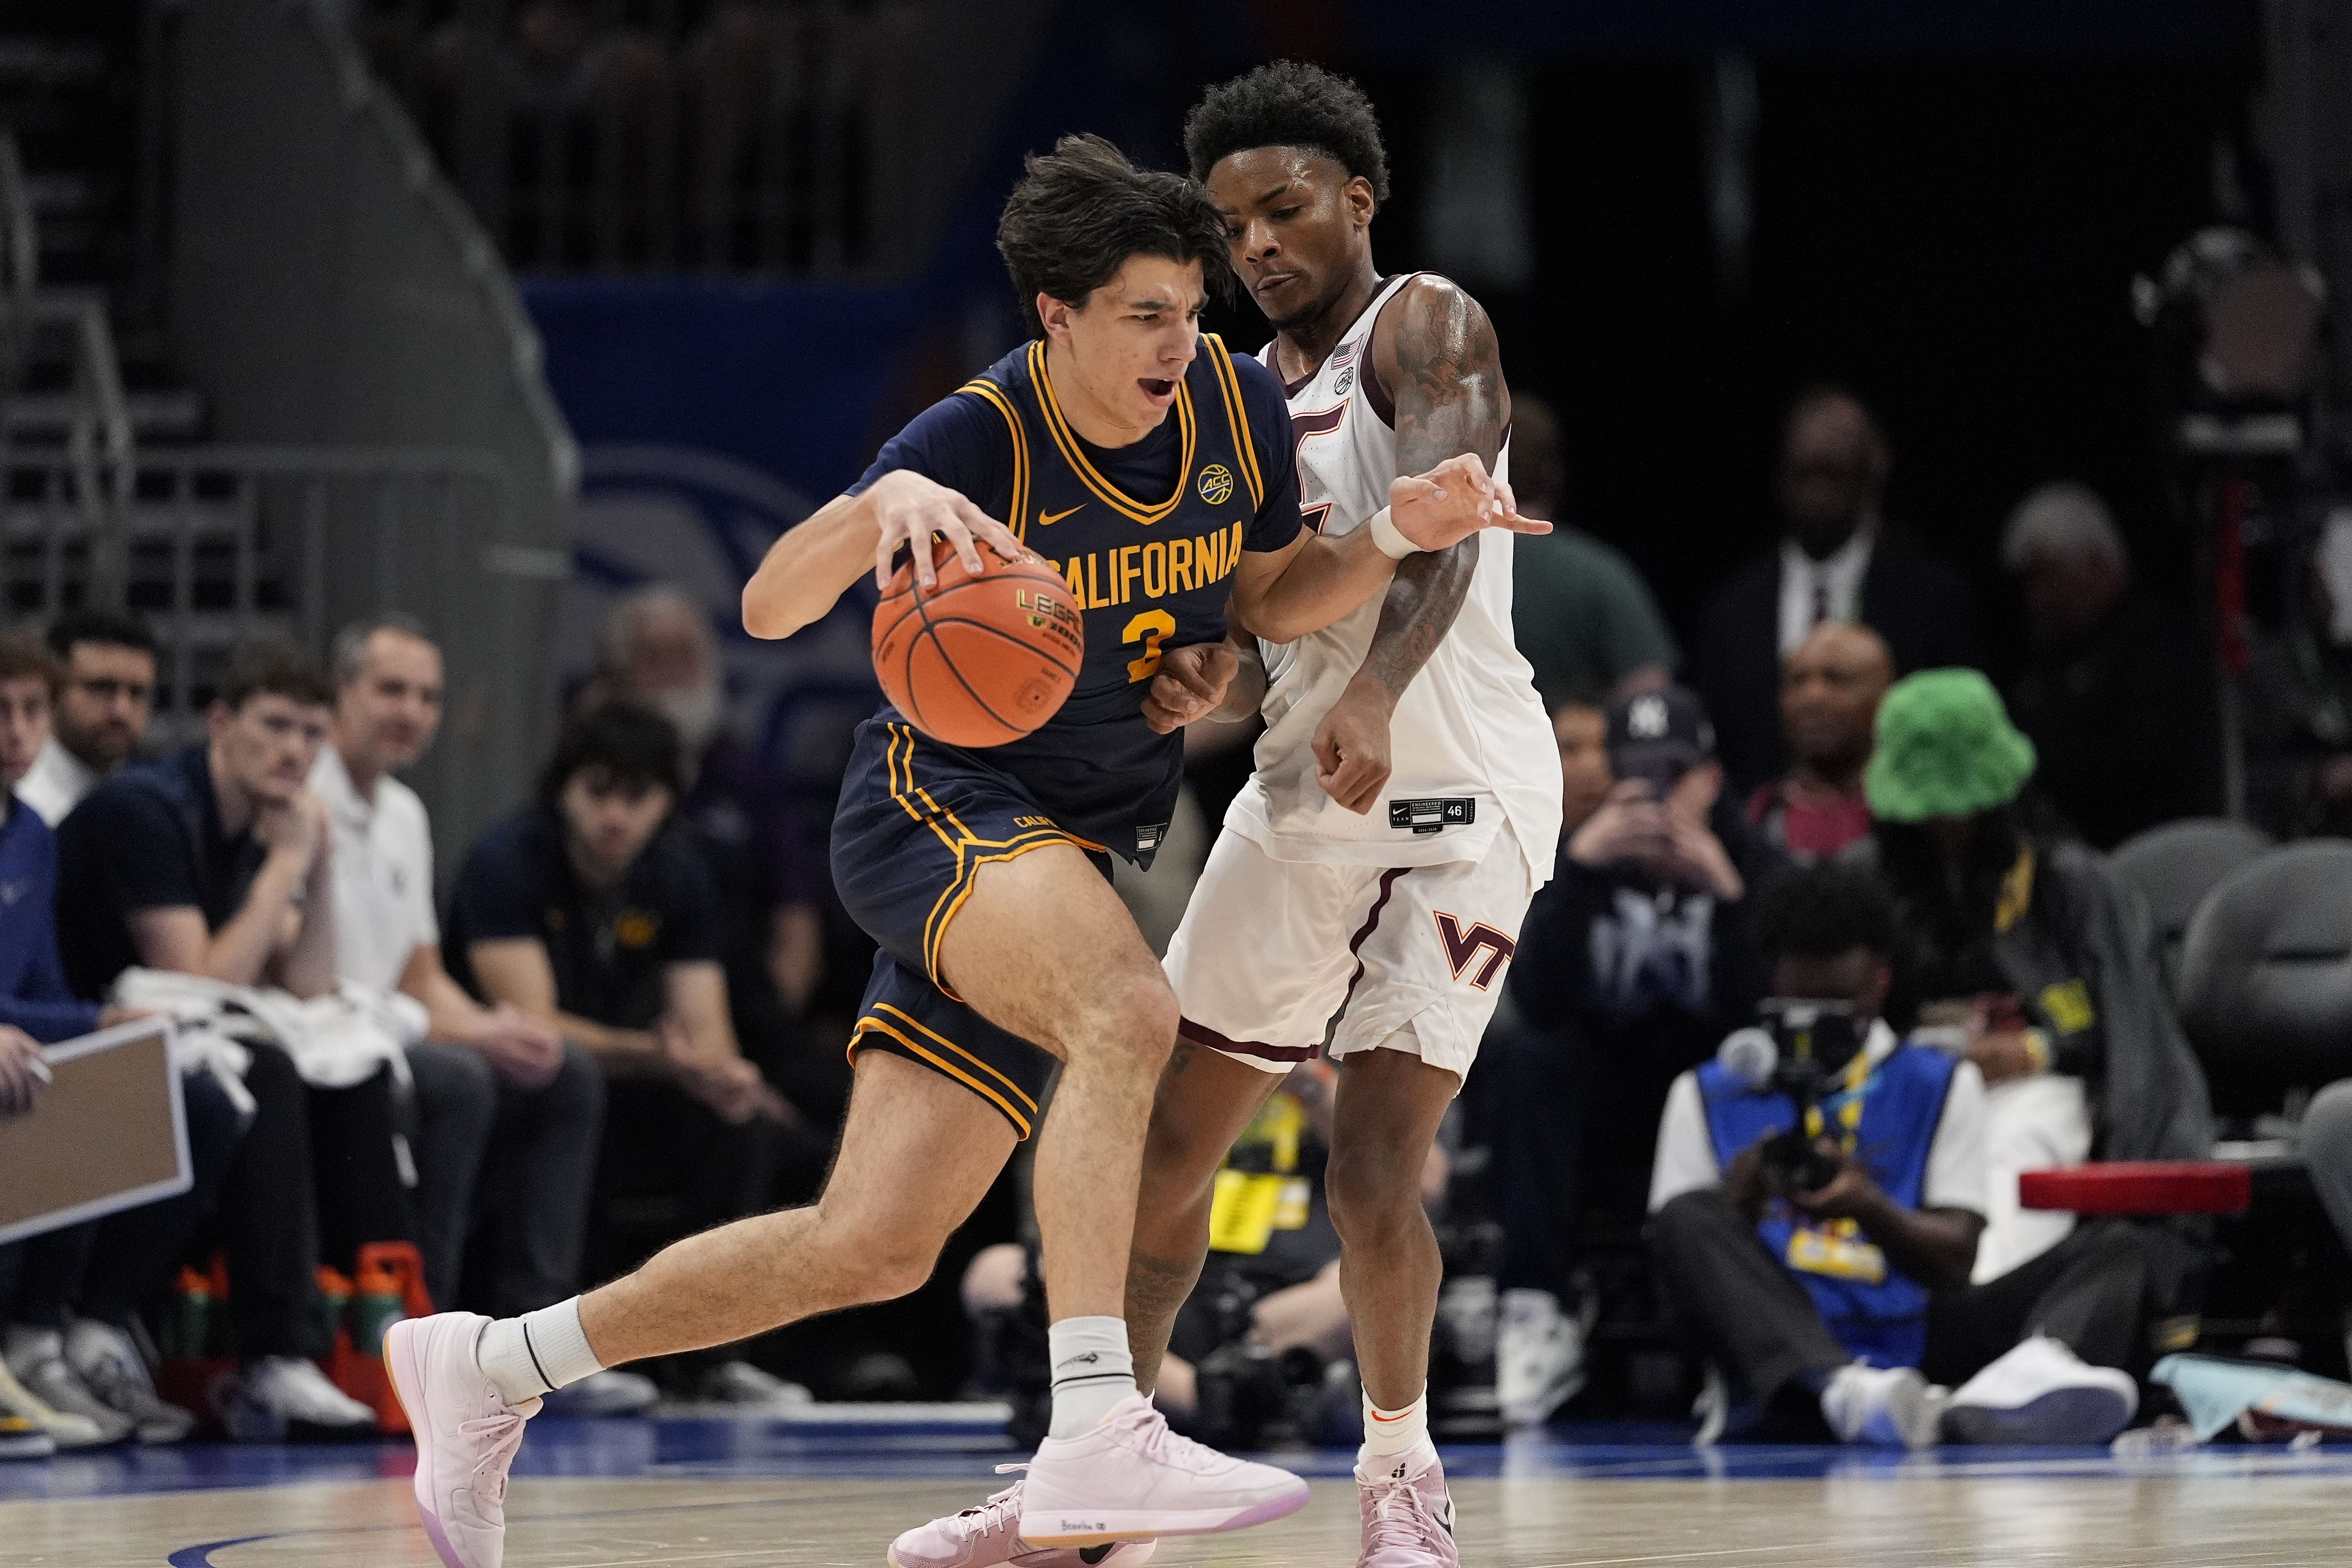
left=1359, top=273, right=1433, bottom=429
left=1272, top=274, right=1402, bottom=400
left=1179, top=1015, right=1317, bottom=1063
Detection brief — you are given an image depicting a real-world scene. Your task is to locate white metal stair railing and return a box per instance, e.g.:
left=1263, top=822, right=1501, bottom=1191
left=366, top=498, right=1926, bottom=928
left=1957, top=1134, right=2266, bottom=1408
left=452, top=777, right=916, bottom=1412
left=0, top=126, right=138, bottom=601
left=0, top=443, right=535, bottom=741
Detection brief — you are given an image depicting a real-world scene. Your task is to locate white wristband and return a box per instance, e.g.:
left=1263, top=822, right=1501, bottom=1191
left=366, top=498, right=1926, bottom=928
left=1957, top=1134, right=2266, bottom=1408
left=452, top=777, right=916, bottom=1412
left=1367, top=505, right=1420, bottom=560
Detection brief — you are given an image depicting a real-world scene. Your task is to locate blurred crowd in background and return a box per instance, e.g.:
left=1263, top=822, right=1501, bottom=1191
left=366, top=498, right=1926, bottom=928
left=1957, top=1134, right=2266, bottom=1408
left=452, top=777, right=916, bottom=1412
left=5, top=367, right=2352, bottom=1459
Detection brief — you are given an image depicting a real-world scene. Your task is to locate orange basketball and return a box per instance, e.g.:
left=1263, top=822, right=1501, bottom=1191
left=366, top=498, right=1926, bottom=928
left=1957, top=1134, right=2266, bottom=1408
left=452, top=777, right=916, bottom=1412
left=872, top=539, right=1084, bottom=747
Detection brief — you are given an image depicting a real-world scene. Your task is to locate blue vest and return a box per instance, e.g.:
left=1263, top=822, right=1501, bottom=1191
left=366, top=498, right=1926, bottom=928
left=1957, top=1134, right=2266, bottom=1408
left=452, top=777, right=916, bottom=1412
left=1697, top=1038, right=1959, bottom=1368
left=912, top=336, right=1270, bottom=862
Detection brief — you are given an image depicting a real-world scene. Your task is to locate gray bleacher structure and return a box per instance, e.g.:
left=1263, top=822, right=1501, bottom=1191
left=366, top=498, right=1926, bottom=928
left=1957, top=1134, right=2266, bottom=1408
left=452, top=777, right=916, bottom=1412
left=0, top=0, right=573, bottom=876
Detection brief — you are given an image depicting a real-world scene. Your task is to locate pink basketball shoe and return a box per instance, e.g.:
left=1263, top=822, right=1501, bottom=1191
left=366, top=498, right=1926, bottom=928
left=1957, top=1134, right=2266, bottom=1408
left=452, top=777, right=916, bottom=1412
left=385, top=1313, right=537, bottom=1568
left=887, top=1475, right=1156, bottom=1567
left=1357, top=1449, right=1459, bottom=1567
left=1014, top=1393, right=1310, bottom=1548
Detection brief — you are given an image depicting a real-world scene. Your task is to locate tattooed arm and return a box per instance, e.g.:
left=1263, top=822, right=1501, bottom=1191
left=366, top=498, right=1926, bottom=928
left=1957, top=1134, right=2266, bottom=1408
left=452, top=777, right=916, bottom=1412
left=1311, top=277, right=1512, bottom=813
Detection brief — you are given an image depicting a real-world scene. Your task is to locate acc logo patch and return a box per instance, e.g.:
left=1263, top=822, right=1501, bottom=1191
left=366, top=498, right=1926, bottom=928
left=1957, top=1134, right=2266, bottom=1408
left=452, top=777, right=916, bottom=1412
left=1197, top=463, right=1235, bottom=505
left=614, top=910, right=660, bottom=948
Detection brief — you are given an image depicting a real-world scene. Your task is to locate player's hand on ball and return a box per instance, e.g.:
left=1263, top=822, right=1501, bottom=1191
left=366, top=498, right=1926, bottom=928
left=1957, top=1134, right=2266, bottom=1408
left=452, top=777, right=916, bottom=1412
left=1142, top=641, right=1240, bottom=733
left=1313, top=676, right=1393, bottom=814
left=866, top=469, right=1023, bottom=590
left=1389, top=453, right=1548, bottom=551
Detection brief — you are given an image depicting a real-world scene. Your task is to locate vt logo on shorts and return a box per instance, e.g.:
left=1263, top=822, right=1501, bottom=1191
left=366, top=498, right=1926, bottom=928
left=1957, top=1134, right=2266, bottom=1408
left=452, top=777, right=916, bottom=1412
left=1433, top=911, right=1516, bottom=989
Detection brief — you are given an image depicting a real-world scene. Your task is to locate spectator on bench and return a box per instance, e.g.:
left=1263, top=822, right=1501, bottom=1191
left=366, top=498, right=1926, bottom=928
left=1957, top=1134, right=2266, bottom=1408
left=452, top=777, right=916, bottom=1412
left=1866, top=670, right=2213, bottom=1399
left=315, top=615, right=603, bottom=1318
left=595, top=588, right=844, bottom=1129
left=1486, top=684, right=1785, bottom=1428
left=2001, top=482, right=2220, bottom=849
left=1746, top=622, right=1892, bottom=864
left=445, top=701, right=799, bottom=1408
left=1552, top=694, right=1615, bottom=842
left=19, top=611, right=156, bottom=829
left=55, top=639, right=394, bottom=1440
left=0, top=630, right=193, bottom=1450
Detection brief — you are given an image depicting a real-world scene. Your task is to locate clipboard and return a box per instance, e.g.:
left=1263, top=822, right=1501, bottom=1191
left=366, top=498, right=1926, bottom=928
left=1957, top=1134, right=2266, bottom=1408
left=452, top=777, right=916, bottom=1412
left=0, top=1018, right=191, bottom=1246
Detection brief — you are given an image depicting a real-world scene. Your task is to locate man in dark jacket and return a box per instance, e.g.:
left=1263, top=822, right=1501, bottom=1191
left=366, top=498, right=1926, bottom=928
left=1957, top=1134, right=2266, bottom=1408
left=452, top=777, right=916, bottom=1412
left=1485, top=684, right=1786, bottom=1427
left=1693, top=388, right=1982, bottom=794
left=2000, top=482, right=2220, bottom=849
left=1863, top=669, right=2214, bottom=1391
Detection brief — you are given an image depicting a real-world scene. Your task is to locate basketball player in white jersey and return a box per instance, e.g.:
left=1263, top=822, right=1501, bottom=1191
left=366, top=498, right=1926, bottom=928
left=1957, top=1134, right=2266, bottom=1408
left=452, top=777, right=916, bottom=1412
left=900, top=63, right=1557, bottom=1567
left=1137, top=71, right=1559, bottom=1564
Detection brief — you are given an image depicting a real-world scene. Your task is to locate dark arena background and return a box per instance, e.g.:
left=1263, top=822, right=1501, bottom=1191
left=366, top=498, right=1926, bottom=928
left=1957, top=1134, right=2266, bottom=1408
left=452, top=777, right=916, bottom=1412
left=7, top=1, right=2352, bottom=1565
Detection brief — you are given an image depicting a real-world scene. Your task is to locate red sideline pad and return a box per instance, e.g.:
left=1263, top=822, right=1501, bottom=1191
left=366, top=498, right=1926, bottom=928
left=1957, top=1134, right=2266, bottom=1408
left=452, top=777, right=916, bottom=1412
left=2019, top=1161, right=2251, bottom=1216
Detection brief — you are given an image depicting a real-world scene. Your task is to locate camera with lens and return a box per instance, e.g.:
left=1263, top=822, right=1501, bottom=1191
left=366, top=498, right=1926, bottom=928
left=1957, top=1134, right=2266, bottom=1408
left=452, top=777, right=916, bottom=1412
left=1715, top=999, right=1867, bottom=1194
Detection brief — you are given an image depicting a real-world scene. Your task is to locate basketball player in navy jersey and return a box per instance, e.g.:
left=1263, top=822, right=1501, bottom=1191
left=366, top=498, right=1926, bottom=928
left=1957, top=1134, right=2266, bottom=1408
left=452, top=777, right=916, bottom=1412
left=385, top=133, right=1542, bottom=1568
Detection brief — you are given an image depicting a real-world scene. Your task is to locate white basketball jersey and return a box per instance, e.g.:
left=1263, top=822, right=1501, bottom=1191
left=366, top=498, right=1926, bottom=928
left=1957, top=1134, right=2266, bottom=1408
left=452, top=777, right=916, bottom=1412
left=1225, top=273, right=1562, bottom=891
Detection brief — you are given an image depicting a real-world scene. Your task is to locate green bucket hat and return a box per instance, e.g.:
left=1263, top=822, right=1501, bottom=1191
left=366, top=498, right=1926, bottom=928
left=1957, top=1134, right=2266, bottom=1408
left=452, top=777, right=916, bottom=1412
left=1865, top=668, right=2037, bottom=822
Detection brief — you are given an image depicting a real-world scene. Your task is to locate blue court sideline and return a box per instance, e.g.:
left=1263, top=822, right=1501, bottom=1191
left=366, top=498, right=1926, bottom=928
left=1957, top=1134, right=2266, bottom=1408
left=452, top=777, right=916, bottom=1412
left=9, top=1413, right=2352, bottom=1506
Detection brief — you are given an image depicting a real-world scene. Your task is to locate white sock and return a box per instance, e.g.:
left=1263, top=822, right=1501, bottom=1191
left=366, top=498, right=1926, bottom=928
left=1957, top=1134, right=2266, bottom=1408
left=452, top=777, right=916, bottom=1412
left=1046, top=1316, right=1136, bottom=1439
left=1359, top=1388, right=1435, bottom=1477
left=476, top=1299, right=604, bottom=1408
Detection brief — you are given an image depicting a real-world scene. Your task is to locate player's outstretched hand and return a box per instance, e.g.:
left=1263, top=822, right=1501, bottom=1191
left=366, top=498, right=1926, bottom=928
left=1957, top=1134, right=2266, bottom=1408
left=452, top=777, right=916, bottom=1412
left=1313, top=678, right=1392, bottom=814
left=1389, top=453, right=1548, bottom=552
left=866, top=469, right=1024, bottom=590
left=1143, top=641, right=1241, bottom=733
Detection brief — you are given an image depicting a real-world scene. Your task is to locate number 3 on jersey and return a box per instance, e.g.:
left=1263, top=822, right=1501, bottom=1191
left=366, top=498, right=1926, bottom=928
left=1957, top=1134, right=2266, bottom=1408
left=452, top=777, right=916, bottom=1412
left=1124, top=608, right=1175, bottom=682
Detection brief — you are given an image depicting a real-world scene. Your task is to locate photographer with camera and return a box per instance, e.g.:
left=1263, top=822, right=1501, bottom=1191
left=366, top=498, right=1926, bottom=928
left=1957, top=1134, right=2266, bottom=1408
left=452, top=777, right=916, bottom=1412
left=1648, top=860, right=2147, bottom=1448
left=1646, top=862, right=1987, bottom=1446
left=1489, top=684, right=1785, bottom=1427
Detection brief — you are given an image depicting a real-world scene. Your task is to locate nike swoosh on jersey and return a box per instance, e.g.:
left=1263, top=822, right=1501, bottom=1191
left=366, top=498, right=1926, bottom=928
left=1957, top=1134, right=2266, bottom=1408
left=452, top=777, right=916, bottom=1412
left=1038, top=504, right=1085, bottom=527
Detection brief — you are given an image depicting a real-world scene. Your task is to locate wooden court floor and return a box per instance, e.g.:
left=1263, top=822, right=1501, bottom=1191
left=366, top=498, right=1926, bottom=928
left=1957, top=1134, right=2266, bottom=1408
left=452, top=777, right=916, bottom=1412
left=10, top=1463, right=2352, bottom=1568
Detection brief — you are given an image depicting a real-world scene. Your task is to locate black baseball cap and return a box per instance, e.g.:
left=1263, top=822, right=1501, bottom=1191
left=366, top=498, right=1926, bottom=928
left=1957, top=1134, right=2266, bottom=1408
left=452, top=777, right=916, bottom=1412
left=1605, top=684, right=1716, bottom=788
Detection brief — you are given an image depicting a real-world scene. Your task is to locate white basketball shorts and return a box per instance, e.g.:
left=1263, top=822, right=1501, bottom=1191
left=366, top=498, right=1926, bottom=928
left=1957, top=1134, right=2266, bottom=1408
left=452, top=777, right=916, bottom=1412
left=1161, top=827, right=1534, bottom=1086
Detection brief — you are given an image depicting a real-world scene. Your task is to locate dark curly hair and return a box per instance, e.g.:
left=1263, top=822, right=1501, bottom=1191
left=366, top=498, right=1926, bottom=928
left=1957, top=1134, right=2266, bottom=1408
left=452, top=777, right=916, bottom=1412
left=1183, top=60, right=1390, bottom=204
left=995, top=133, right=1233, bottom=339
left=1754, top=863, right=1898, bottom=964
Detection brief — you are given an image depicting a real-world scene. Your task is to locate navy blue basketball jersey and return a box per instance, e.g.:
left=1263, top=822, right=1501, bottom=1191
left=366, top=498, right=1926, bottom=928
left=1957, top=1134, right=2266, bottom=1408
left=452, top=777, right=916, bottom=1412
left=850, top=336, right=1300, bottom=860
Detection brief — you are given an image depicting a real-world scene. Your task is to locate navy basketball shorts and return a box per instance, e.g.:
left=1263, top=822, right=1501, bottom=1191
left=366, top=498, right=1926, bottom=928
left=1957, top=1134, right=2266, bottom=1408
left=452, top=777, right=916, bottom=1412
left=831, top=715, right=1110, bottom=1139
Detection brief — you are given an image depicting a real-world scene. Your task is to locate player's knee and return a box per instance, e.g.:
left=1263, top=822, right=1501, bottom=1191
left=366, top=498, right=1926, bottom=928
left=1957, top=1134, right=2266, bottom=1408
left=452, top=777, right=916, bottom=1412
left=838, top=1234, right=943, bottom=1304
left=1142, top=1094, right=1238, bottom=1197
left=1325, top=1142, right=1424, bottom=1243
left=1060, top=966, right=1179, bottom=1072
left=809, top=1200, right=949, bottom=1303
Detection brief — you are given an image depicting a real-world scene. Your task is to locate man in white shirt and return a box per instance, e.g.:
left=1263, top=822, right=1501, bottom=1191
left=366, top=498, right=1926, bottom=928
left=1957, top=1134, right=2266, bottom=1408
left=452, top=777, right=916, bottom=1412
left=315, top=615, right=604, bottom=1325
left=1645, top=862, right=2139, bottom=1448
left=18, top=611, right=156, bottom=828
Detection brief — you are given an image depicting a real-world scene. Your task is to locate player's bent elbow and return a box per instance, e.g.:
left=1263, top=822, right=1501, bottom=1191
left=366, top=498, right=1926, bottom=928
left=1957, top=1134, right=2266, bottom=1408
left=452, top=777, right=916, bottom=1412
left=1228, top=591, right=1302, bottom=647
left=740, top=581, right=809, bottom=641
